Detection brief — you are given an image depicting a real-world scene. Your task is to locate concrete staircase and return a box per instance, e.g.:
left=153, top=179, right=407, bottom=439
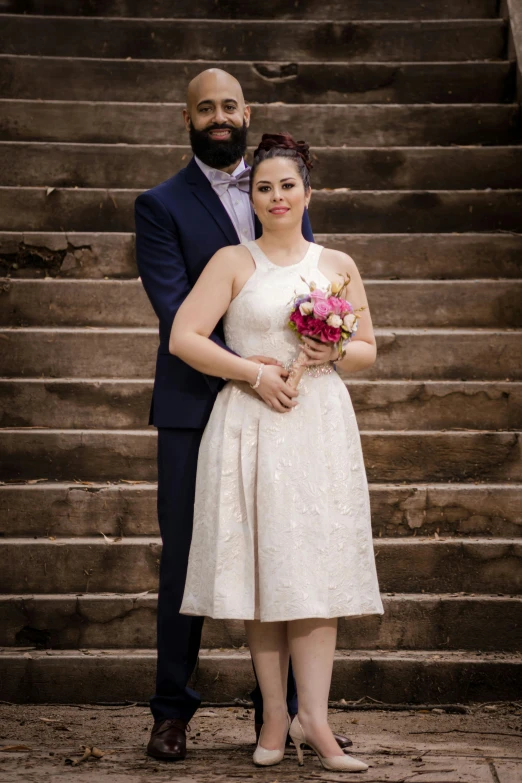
left=0, top=0, right=521, bottom=704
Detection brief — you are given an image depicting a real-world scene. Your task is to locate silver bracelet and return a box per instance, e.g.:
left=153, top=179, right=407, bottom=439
left=250, top=364, right=264, bottom=390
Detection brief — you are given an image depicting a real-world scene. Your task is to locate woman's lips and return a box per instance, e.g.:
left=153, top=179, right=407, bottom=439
left=269, top=207, right=289, bottom=214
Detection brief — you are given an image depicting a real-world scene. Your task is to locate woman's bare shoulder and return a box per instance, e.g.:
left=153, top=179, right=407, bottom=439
left=206, top=243, right=253, bottom=273
left=320, top=247, right=359, bottom=277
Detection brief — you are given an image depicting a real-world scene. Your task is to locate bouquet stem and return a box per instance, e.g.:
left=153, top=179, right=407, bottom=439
left=287, top=349, right=308, bottom=390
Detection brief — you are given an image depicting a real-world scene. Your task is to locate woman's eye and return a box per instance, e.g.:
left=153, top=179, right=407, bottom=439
left=258, top=186, right=270, bottom=192
left=283, top=183, right=295, bottom=189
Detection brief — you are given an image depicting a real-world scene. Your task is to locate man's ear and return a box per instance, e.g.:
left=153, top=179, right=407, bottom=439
left=244, top=104, right=251, bottom=127
left=182, top=108, right=191, bottom=132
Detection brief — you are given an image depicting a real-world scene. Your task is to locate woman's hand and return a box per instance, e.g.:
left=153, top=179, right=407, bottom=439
left=253, top=364, right=299, bottom=413
left=300, top=336, right=337, bottom=365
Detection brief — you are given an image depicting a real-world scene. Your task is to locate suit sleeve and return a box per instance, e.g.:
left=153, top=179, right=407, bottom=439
left=134, top=191, right=230, bottom=390
left=302, top=207, right=315, bottom=242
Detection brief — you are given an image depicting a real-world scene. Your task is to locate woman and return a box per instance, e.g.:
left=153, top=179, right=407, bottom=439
left=170, top=133, right=383, bottom=772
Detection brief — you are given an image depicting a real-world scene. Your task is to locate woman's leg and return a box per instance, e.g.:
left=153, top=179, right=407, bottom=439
left=287, top=617, right=344, bottom=758
left=245, top=620, right=290, bottom=750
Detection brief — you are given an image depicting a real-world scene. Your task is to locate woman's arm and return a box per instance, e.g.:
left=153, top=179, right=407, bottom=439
left=301, top=250, right=377, bottom=373
left=170, top=247, right=299, bottom=413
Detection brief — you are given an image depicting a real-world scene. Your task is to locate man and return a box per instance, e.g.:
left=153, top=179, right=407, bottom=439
left=135, top=68, right=351, bottom=760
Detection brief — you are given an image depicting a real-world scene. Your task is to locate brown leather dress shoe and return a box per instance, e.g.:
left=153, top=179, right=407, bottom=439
left=147, top=718, right=188, bottom=760
left=255, top=719, right=353, bottom=750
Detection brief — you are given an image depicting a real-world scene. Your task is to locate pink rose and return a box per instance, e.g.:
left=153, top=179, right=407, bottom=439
left=313, top=298, right=332, bottom=320
left=310, top=288, right=326, bottom=301
left=338, top=298, right=353, bottom=316
left=327, top=296, right=342, bottom=315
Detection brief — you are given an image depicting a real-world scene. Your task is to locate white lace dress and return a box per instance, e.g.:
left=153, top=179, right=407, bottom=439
left=180, top=241, right=384, bottom=622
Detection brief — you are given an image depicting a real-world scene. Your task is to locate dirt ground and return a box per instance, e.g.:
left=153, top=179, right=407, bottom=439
left=0, top=702, right=520, bottom=782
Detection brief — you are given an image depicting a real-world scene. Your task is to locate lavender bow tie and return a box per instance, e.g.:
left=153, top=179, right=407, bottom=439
left=211, top=167, right=251, bottom=197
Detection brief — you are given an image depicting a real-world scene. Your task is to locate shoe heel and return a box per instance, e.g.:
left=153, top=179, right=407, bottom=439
left=295, top=741, right=304, bottom=766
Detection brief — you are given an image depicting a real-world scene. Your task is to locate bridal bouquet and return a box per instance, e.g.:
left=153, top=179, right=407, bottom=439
left=287, top=275, right=365, bottom=389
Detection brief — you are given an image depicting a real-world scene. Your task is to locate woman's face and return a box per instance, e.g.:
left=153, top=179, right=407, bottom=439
left=251, top=157, right=311, bottom=230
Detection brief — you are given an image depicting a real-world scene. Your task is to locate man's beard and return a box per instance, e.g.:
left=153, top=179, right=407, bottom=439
left=189, top=120, right=248, bottom=169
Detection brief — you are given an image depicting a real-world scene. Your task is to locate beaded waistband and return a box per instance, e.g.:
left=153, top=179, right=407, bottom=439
left=283, top=360, right=334, bottom=378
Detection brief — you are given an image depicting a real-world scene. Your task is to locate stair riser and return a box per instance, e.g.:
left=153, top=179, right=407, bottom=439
left=0, top=58, right=515, bottom=104
left=0, top=0, right=500, bottom=20
left=1, top=539, right=520, bottom=594
left=2, top=188, right=522, bottom=233
left=2, top=102, right=520, bottom=147
left=5, top=144, right=522, bottom=191
left=4, top=280, right=521, bottom=329
left=3, top=232, right=521, bottom=280
left=2, top=330, right=520, bottom=381
left=0, top=430, right=520, bottom=483
left=2, top=484, right=520, bottom=539
left=2, top=381, right=520, bottom=432
left=0, top=651, right=520, bottom=704
left=1, top=18, right=507, bottom=62
left=2, top=596, right=520, bottom=652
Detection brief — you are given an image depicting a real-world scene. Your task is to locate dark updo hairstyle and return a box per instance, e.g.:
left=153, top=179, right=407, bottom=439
left=249, top=132, right=313, bottom=197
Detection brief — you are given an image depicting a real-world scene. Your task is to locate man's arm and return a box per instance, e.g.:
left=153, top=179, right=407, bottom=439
left=135, top=191, right=228, bottom=391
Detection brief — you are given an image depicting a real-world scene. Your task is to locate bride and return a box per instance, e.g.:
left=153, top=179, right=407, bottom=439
left=170, top=133, right=383, bottom=772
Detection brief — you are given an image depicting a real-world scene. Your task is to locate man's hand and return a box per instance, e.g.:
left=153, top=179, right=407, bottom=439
left=253, top=364, right=299, bottom=413
left=246, top=355, right=282, bottom=367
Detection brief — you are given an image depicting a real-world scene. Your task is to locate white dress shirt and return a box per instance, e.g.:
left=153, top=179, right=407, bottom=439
left=194, top=156, right=255, bottom=243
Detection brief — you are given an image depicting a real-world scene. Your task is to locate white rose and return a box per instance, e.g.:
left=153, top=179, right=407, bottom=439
left=326, top=314, right=343, bottom=328
left=343, top=313, right=356, bottom=331
left=299, top=301, right=314, bottom=316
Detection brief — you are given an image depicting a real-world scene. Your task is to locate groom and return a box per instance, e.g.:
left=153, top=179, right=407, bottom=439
left=135, top=68, right=351, bottom=760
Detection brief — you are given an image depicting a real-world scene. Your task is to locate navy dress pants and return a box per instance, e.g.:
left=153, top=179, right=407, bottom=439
left=151, top=427, right=298, bottom=723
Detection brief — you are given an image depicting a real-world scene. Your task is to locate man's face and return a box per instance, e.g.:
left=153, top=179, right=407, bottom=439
left=183, top=74, right=251, bottom=170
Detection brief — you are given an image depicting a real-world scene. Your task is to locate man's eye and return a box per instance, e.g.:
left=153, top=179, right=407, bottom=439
left=225, top=105, right=236, bottom=111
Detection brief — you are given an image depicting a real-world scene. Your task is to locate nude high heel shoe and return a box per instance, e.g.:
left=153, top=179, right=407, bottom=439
left=253, top=715, right=290, bottom=767
left=289, top=715, right=368, bottom=772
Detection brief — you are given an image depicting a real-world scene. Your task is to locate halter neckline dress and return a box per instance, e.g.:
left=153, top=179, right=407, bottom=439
left=180, top=241, right=384, bottom=622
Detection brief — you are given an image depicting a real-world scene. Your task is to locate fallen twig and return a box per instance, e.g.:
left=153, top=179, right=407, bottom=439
left=409, top=729, right=521, bottom=737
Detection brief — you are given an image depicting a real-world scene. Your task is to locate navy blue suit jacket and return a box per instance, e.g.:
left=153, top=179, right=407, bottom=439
left=135, top=156, right=314, bottom=429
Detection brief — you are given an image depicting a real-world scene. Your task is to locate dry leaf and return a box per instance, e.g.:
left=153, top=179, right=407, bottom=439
left=0, top=745, right=31, bottom=752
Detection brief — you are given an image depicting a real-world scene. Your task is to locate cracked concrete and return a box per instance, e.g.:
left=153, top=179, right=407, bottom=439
left=0, top=701, right=521, bottom=783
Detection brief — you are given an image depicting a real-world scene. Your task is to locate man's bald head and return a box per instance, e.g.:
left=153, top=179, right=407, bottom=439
left=183, top=68, right=251, bottom=172
left=186, top=68, right=246, bottom=113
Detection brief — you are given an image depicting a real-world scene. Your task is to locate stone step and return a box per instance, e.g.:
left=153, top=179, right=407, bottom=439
left=2, top=232, right=521, bottom=280
left=5, top=143, right=522, bottom=191
left=2, top=594, right=520, bottom=652
left=2, top=328, right=520, bottom=381
left=0, top=429, right=520, bottom=483
left=0, top=0, right=500, bottom=21
left=1, top=647, right=520, bottom=704
left=0, top=17, right=507, bottom=62
left=2, top=188, right=522, bottom=233
left=0, top=57, right=515, bottom=104
left=2, top=101, right=520, bottom=147
left=1, top=482, right=520, bottom=539
left=2, top=379, right=521, bottom=432
left=3, top=279, right=522, bottom=329
left=0, top=536, right=520, bottom=594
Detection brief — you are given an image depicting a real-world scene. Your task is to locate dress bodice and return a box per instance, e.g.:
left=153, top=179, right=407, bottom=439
left=224, top=240, right=329, bottom=367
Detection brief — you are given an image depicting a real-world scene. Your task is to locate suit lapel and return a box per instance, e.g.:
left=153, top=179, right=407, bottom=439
left=185, top=157, right=239, bottom=246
